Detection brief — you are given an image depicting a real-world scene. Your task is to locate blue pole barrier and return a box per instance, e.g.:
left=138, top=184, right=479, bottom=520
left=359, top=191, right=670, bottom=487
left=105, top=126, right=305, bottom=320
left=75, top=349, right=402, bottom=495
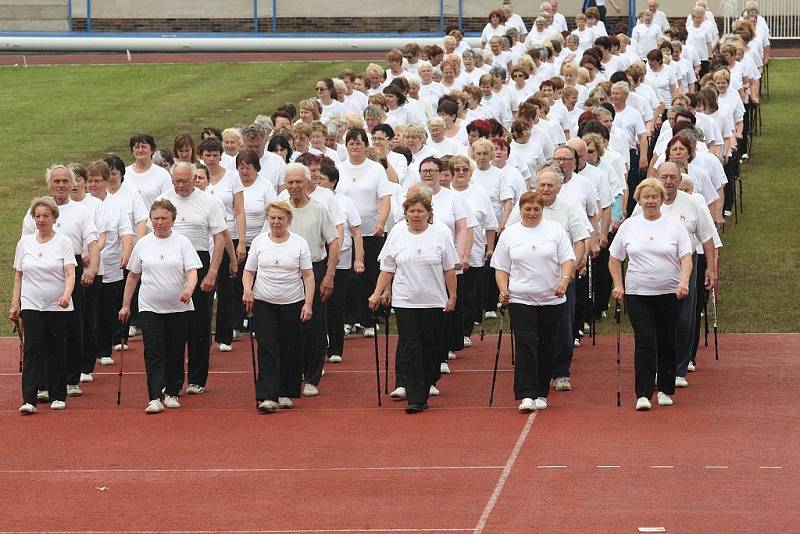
left=439, top=0, right=444, bottom=34
left=627, top=0, right=635, bottom=35
left=457, top=0, right=462, bottom=29
left=86, top=0, right=92, bottom=32
left=272, top=0, right=277, bottom=33
left=67, top=0, right=72, bottom=31
left=253, top=0, right=258, bottom=33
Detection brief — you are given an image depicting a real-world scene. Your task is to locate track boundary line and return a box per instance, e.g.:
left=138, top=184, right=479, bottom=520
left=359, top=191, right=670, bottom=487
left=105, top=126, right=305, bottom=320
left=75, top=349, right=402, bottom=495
left=472, top=411, right=536, bottom=533
left=0, top=465, right=503, bottom=475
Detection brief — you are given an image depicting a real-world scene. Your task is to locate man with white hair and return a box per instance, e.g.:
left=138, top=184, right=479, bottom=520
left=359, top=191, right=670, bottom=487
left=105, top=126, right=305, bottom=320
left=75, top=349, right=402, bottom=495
left=240, top=123, right=287, bottom=194
left=647, top=0, right=670, bottom=32
left=543, top=1, right=568, bottom=33
left=502, top=1, right=528, bottom=39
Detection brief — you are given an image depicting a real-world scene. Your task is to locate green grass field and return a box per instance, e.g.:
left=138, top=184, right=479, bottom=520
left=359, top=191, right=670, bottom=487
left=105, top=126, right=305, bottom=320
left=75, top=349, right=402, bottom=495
left=0, top=58, right=797, bottom=334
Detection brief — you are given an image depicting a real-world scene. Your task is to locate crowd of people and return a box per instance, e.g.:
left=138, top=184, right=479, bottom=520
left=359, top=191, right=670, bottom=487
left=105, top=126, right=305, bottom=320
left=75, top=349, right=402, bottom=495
left=10, top=0, right=770, bottom=414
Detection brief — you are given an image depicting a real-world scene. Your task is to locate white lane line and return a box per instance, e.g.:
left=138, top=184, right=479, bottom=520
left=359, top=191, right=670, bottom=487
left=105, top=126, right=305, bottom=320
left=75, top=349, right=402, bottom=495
left=637, top=528, right=666, bottom=533
left=759, top=466, right=783, bottom=469
left=704, top=466, right=729, bottom=469
left=0, top=465, right=503, bottom=475
left=650, top=465, right=674, bottom=469
left=472, top=412, right=536, bottom=534
left=597, top=465, right=621, bottom=468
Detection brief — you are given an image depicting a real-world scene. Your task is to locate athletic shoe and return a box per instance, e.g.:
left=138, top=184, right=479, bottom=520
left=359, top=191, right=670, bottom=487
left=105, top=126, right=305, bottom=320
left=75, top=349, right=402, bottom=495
left=534, top=397, right=548, bottom=410
left=278, top=397, right=293, bottom=409
left=37, top=390, right=49, bottom=402
left=675, top=376, right=688, bottom=388
left=128, top=325, right=141, bottom=337
left=218, top=343, right=233, bottom=352
left=657, top=392, right=673, bottom=406
left=405, top=403, right=427, bottom=414
left=100, top=357, right=114, bottom=366
left=257, top=400, right=279, bottom=413
left=362, top=327, right=375, bottom=338
left=553, top=377, right=572, bottom=391
left=741, top=153, right=749, bottom=160
left=463, top=337, right=472, bottom=347
left=164, top=395, right=181, bottom=409
left=80, top=373, right=94, bottom=383
left=429, top=385, right=440, bottom=396
left=636, top=397, right=651, bottom=411
left=232, top=330, right=242, bottom=341
left=583, top=322, right=591, bottom=332
left=440, top=362, right=451, bottom=374
left=66, top=385, right=82, bottom=397
left=321, top=368, right=325, bottom=377
left=687, top=361, right=696, bottom=372
left=724, top=210, right=732, bottom=217
left=113, top=344, right=128, bottom=351
left=50, top=400, right=66, bottom=410
left=343, top=324, right=353, bottom=335
left=186, top=384, right=205, bottom=395
left=302, top=383, right=319, bottom=397
left=447, top=351, right=457, bottom=360
left=484, top=311, right=497, bottom=319
left=518, top=398, right=535, bottom=412
left=328, top=355, right=342, bottom=363
left=390, top=387, right=407, bottom=400
left=19, top=403, right=36, bottom=415
left=573, top=338, right=581, bottom=347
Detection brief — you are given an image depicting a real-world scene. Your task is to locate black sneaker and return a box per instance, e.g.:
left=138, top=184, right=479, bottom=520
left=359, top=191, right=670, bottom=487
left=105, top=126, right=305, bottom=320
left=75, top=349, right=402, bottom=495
left=405, top=403, right=428, bottom=414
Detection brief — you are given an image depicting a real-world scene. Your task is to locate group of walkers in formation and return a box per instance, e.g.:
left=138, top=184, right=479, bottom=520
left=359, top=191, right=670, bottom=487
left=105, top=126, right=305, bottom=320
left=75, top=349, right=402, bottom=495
left=10, top=0, right=770, bottom=415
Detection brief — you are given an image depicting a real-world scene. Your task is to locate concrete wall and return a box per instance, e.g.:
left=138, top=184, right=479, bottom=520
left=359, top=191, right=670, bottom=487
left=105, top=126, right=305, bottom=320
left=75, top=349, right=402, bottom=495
left=0, top=0, right=68, bottom=31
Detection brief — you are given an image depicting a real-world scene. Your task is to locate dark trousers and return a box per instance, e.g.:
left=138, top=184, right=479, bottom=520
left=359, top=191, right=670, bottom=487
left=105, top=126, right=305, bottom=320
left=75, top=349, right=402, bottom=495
left=483, top=265, right=500, bottom=313
left=96, top=279, right=123, bottom=361
left=723, top=155, right=738, bottom=212
left=114, top=269, right=139, bottom=344
left=394, top=307, right=444, bottom=404
left=253, top=299, right=303, bottom=401
left=593, top=245, right=612, bottom=314
left=230, top=242, right=249, bottom=333
left=461, top=265, right=483, bottom=337
left=302, top=260, right=328, bottom=386
left=509, top=302, right=565, bottom=400
left=65, top=258, right=85, bottom=386
left=139, top=311, right=189, bottom=400
left=21, top=310, right=68, bottom=404
left=691, top=254, right=708, bottom=364
left=357, top=235, right=385, bottom=328
left=553, top=280, right=576, bottom=378
left=214, top=246, right=235, bottom=345
left=626, top=293, right=681, bottom=399
left=187, top=251, right=213, bottom=388
left=676, top=254, right=699, bottom=377
left=81, top=274, right=103, bottom=374
left=626, top=149, right=641, bottom=215
left=326, top=268, right=353, bottom=357
left=443, top=272, right=465, bottom=356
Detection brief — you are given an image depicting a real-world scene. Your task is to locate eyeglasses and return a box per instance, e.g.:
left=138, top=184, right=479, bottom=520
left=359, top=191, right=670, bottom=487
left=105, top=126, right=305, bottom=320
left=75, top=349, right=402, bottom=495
left=315, top=87, right=328, bottom=92
left=554, top=156, right=574, bottom=162
left=453, top=167, right=470, bottom=173
left=420, top=168, right=439, bottom=175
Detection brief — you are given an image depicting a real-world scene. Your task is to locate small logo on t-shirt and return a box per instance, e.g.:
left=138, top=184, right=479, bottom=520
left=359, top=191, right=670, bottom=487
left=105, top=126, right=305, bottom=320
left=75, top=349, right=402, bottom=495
left=531, top=244, right=537, bottom=250
left=649, top=236, right=654, bottom=241
left=56, top=222, right=62, bottom=228
left=417, top=248, right=422, bottom=255
left=181, top=217, right=185, bottom=222
left=37, top=252, right=43, bottom=258
left=274, top=259, right=279, bottom=266
left=680, top=214, right=687, bottom=222
left=160, top=255, right=165, bottom=260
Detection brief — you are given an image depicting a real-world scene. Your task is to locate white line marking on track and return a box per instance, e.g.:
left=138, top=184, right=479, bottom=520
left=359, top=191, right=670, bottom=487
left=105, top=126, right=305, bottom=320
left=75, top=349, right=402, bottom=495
left=472, top=412, right=536, bottom=534
left=0, top=465, right=503, bottom=475
left=650, top=465, right=674, bottom=469
left=704, top=465, right=729, bottom=469
left=759, top=466, right=783, bottom=469
left=637, top=528, right=666, bottom=533
left=597, top=465, right=621, bottom=468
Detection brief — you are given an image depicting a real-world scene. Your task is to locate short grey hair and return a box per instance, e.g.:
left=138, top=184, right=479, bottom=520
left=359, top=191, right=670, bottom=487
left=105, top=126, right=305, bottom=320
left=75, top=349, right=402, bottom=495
left=489, top=65, right=507, bottom=80
left=611, top=81, right=630, bottom=95
left=282, top=162, right=311, bottom=183
left=171, top=161, right=196, bottom=177
left=536, top=162, right=565, bottom=184
left=45, top=164, right=76, bottom=186
left=241, top=123, right=268, bottom=141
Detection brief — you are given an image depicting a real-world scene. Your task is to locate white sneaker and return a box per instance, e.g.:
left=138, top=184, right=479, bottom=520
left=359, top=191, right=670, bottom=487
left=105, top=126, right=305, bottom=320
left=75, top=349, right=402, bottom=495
left=113, top=344, right=128, bottom=351
left=583, top=322, right=591, bottom=332
left=484, top=311, right=497, bottom=319
left=463, top=337, right=472, bottom=347
left=343, top=324, right=353, bottom=335
left=128, top=325, right=141, bottom=337
left=145, top=399, right=164, bottom=414
left=100, top=356, right=114, bottom=366
left=218, top=343, right=233, bottom=352
left=675, top=376, right=688, bottom=388
left=328, top=355, right=342, bottom=363
left=37, top=390, right=49, bottom=402
left=186, top=384, right=205, bottom=395
left=390, top=387, right=407, bottom=400
left=447, top=351, right=457, bottom=360
left=19, top=403, right=37, bottom=415
left=362, top=327, right=375, bottom=338
left=302, top=383, right=319, bottom=397
left=164, top=395, right=181, bottom=409
left=429, top=385, right=440, bottom=396
left=657, top=392, right=673, bottom=406
left=66, top=385, right=82, bottom=397
left=724, top=209, right=732, bottom=217
left=232, top=330, right=242, bottom=341
left=573, top=338, right=581, bottom=347
left=636, top=397, right=652, bottom=411
left=278, top=397, right=294, bottom=409
left=50, top=400, right=66, bottom=410
left=80, top=373, right=94, bottom=383
left=518, top=398, right=535, bottom=412
left=687, top=361, right=696, bottom=372
left=258, top=400, right=279, bottom=413
left=440, top=362, right=451, bottom=374
left=534, top=397, right=548, bottom=410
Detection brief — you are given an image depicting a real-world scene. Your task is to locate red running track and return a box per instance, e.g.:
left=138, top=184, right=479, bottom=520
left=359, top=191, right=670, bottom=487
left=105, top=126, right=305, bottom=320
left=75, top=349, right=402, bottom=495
left=0, top=330, right=797, bottom=533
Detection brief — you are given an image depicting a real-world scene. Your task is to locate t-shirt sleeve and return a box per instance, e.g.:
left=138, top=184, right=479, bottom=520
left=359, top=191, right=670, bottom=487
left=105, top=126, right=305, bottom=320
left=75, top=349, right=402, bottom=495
left=378, top=230, right=398, bottom=273
left=61, top=237, right=77, bottom=266
left=298, top=237, right=313, bottom=271
left=13, top=240, right=23, bottom=271
left=346, top=198, right=362, bottom=228
left=321, top=209, right=339, bottom=245
left=127, top=240, right=144, bottom=274
left=490, top=232, right=511, bottom=273
left=82, top=207, right=100, bottom=244
left=608, top=221, right=628, bottom=261
left=244, top=237, right=261, bottom=272
left=231, top=174, right=245, bottom=195
left=182, top=237, right=203, bottom=270
left=556, top=225, right=577, bottom=264
left=132, top=191, right=149, bottom=224
left=441, top=230, right=458, bottom=271
left=207, top=198, right=229, bottom=235
left=375, top=168, right=393, bottom=199
left=675, top=222, right=693, bottom=258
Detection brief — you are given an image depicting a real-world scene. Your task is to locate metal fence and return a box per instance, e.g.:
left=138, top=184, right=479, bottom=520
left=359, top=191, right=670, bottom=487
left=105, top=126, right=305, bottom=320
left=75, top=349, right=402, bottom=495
left=760, top=0, right=800, bottom=39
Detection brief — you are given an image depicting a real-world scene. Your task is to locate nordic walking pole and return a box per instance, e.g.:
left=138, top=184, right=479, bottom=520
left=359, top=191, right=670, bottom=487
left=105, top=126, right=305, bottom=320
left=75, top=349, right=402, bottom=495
left=116, top=322, right=129, bottom=405
left=711, top=289, right=719, bottom=360
left=615, top=302, right=621, bottom=407
left=247, top=314, right=259, bottom=408
left=704, top=290, right=709, bottom=347
left=489, top=306, right=506, bottom=406
left=372, top=311, right=382, bottom=407
left=509, top=316, right=515, bottom=365
left=479, top=261, right=489, bottom=341
left=384, top=310, right=390, bottom=395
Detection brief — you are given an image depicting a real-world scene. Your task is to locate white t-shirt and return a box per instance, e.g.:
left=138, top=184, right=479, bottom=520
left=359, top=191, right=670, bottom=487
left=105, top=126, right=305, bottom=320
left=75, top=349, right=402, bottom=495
left=481, top=23, right=507, bottom=46
left=259, top=151, right=288, bottom=193
left=124, top=163, right=172, bottom=211
left=319, top=99, right=344, bottom=123
left=430, top=186, right=473, bottom=239
left=427, top=137, right=461, bottom=158
left=613, top=105, right=647, bottom=150
left=471, top=166, right=513, bottom=224
left=454, top=184, right=499, bottom=268
left=241, top=177, right=277, bottom=246
left=645, top=66, right=678, bottom=108
left=280, top=199, right=338, bottom=263
left=109, top=183, right=148, bottom=242
left=506, top=196, right=592, bottom=242
left=22, top=199, right=98, bottom=257
left=336, top=194, right=362, bottom=270
left=97, top=193, right=135, bottom=284
left=335, top=158, right=392, bottom=236
left=686, top=23, right=713, bottom=61
left=491, top=220, right=576, bottom=306
left=561, top=173, right=600, bottom=218
left=158, top=189, right=228, bottom=251
left=510, top=140, right=546, bottom=178
left=128, top=232, right=203, bottom=314
left=14, top=233, right=77, bottom=312
left=206, top=169, right=245, bottom=235
left=632, top=23, right=662, bottom=59
left=632, top=190, right=716, bottom=250
left=378, top=222, right=457, bottom=309
left=245, top=231, right=313, bottom=305
left=609, top=214, right=693, bottom=296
